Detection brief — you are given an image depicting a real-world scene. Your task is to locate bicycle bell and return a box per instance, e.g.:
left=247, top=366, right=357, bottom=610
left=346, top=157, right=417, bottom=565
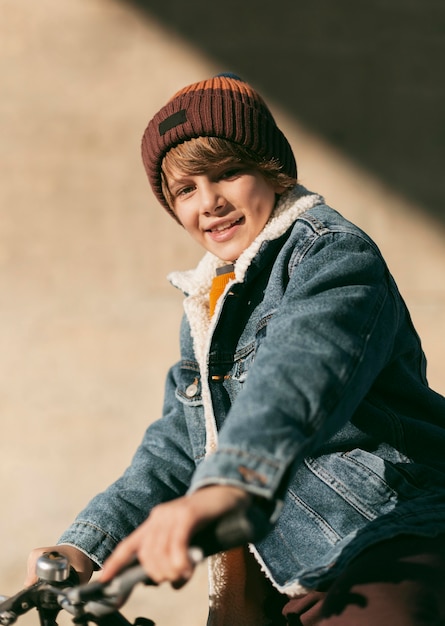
left=36, top=552, right=70, bottom=583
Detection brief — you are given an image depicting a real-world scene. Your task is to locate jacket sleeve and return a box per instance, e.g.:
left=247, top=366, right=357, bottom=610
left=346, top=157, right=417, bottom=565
left=57, top=362, right=196, bottom=567
left=189, top=227, right=400, bottom=502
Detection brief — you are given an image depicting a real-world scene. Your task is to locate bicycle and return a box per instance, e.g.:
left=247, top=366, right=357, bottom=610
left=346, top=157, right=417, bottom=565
left=0, top=506, right=270, bottom=626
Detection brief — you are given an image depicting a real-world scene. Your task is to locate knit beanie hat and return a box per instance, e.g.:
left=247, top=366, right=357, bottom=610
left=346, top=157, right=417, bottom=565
left=141, top=73, right=297, bottom=217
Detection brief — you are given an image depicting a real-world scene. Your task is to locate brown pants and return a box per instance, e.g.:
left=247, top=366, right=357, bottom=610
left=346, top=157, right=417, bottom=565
left=281, top=534, right=445, bottom=626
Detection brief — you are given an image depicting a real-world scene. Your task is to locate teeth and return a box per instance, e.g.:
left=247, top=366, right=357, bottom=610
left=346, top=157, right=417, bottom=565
left=212, top=218, right=239, bottom=232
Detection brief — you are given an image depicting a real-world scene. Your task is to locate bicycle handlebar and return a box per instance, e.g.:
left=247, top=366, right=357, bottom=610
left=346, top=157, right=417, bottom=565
left=0, top=503, right=272, bottom=626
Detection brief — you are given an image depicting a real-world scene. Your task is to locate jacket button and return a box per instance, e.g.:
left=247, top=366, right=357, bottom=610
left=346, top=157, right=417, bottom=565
left=185, top=381, right=198, bottom=397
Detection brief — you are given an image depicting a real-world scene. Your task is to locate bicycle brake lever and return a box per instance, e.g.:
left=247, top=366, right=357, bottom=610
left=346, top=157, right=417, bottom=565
left=0, top=583, right=41, bottom=626
left=62, top=563, right=150, bottom=620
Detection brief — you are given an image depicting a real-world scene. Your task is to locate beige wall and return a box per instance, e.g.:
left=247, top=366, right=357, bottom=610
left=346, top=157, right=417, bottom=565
left=0, top=1, right=443, bottom=624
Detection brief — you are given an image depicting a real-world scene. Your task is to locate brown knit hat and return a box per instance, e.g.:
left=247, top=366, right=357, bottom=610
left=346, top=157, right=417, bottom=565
left=141, top=73, right=297, bottom=217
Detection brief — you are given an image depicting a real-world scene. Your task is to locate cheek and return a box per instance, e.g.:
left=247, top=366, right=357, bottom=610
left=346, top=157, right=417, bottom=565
left=174, top=207, right=192, bottom=230
left=179, top=214, right=202, bottom=241
left=251, top=197, right=276, bottom=229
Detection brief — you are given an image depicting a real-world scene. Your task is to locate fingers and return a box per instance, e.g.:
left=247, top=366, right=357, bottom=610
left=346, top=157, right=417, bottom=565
left=100, top=504, right=196, bottom=585
left=99, top=533, right=139, bottom=583
left=100, top=486, right=251, bottom=588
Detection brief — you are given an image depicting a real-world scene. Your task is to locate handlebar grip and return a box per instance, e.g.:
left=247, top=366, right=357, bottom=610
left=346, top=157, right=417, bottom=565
left=190, top=502, right=272, bottom=556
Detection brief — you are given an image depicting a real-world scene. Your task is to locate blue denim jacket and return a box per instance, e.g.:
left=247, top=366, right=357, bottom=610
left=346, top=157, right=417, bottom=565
left=59, top=185, right=445, bottom=594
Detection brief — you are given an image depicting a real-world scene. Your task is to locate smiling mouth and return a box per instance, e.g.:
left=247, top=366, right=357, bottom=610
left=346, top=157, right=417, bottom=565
left=207, top=217, right=243, bottom=233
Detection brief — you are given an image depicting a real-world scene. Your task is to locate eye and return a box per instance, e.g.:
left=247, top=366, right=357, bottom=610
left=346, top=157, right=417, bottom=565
left=219, top=167, right=244, bottom=181
left=175, top=184, right=195, bottom=197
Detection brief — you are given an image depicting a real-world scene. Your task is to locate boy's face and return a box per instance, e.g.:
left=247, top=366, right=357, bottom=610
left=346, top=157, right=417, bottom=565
left=165, top=164, right=282, bottom=262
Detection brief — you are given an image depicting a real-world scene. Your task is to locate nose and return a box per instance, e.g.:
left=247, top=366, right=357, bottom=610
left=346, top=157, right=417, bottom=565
left=199, top=180, right=226, bottom=215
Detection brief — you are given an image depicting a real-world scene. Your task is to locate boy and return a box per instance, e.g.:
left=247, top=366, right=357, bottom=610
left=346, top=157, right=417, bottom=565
left=28, top=74, right=445, bottom=625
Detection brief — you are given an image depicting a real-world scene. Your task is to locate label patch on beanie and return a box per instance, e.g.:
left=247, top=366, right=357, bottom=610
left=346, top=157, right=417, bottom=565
left=159, top=109, right=187, bottom=136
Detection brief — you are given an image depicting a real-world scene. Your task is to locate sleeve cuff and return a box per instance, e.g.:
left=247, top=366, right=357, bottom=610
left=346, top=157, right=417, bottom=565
left=57, top=520, right=120, bottom=569
left=189, top=446, right=287, bottom=500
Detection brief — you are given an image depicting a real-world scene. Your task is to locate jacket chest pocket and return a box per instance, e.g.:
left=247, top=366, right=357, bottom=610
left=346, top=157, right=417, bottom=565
left=230, top=313, right=271, bottom=385
left=231, top=342, right=256, bottom=383
left=175, top=364, right=207, bottom=464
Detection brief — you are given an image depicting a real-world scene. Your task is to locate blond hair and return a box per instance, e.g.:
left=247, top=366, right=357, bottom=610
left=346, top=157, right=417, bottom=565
left=161, top=136, right=297, bottom=215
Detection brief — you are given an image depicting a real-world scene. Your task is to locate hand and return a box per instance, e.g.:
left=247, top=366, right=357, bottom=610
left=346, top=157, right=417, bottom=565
left=26, top=545, right=95, bottom=586
left=99, top=485, right=251, bottom=587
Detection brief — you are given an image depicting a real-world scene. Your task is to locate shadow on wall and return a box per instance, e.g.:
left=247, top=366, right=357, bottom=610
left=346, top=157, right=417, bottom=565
left=127, top=0, right=445, bottom=222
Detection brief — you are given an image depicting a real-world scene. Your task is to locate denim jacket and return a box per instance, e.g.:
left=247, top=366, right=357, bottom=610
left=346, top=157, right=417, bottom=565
left=59, top=185, right=445, bottom=596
